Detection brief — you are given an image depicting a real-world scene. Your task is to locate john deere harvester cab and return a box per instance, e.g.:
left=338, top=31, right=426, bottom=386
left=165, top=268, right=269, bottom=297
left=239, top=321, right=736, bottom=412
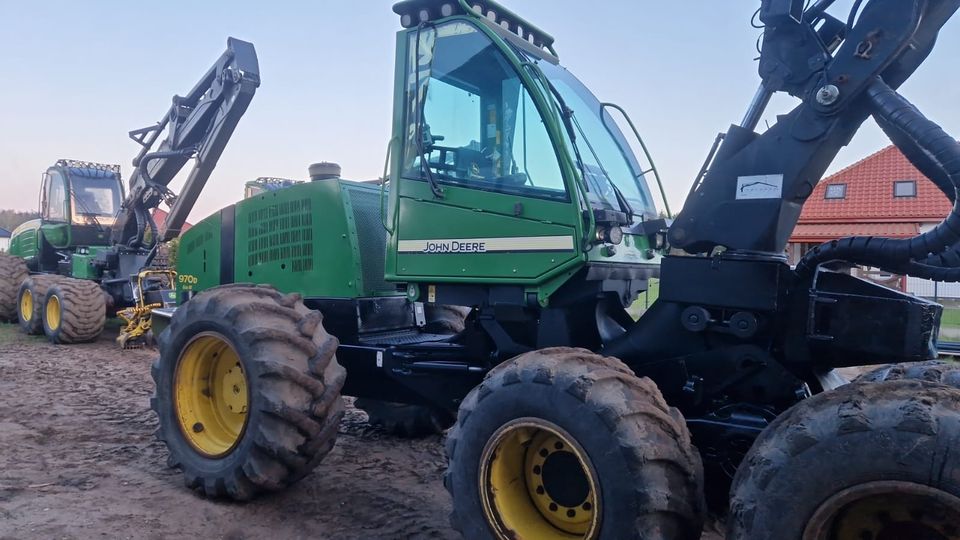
left=385, top=7, right=665, bottom=300
left=152, top=1, right=960, bottom=539
left=11, top=160, right=124, bottom=271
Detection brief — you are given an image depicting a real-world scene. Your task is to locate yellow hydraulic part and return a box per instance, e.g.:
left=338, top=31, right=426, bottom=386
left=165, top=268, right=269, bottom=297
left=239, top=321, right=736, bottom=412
left=480, top=418, right=600, bottom=540
left=117, top=269, right=176, bottom=349
left=46, top=294, right=61, bottom=331
left=20, top=289, right=33, bottom=323
left=174, top=332, right=248, bottom=457
left=117, top=303, right=162, bottom=348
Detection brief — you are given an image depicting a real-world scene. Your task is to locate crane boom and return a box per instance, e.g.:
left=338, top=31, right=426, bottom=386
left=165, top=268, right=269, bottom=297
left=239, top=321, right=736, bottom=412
left=112, top=37, right=260, bottom=249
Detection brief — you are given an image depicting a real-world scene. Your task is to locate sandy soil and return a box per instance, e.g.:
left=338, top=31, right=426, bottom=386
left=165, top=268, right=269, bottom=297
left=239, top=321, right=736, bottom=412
left=0, top=323, right=723, bottom=539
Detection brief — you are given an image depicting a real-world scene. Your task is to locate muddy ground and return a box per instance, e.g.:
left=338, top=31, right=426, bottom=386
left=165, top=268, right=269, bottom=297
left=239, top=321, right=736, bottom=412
left=0, top=323, right=725, bottom=539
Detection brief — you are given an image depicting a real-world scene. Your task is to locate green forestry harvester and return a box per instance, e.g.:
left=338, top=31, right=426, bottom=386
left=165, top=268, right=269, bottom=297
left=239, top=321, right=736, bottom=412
left=0, top=39, right=260, bottom=348
left=151, top=1, right=960, bottom=539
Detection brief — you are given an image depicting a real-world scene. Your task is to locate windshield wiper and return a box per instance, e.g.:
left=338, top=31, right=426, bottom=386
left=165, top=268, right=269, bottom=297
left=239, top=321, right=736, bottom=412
left=523, top=62, right=632, bottom=221
left=71, top=194, right=105, bottom=232
left=569, top=114, right=634, bottom=221
left=413, top=23, right=444, bottom=199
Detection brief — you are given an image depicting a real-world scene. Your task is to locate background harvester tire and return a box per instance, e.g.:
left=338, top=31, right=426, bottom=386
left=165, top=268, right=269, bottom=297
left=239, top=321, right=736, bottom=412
left=354, top=303, right=468, bottom=438
left=355, top=399, right=454, bottom=438
left=0, top=254, right=28, bottom=323
left=42, top=278, right=106, bottom=344
left=18, top=274, right=63, bottom=335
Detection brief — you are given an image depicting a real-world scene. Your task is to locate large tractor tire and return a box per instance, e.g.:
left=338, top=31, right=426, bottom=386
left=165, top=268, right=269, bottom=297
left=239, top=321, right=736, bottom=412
left=355, top=398, right=454, bottom=437
left=151, top=284, right=346, bottom=500
left=445, top=348, right=705, bottom=540
left=17, top=274, right=63, bottom=335
left=728, top=379, right=960, bottom=540
left=0, top=254, right=28, bottom=323
left=42, top=278, right=106, bottom=344
left=855, top=359, right=960, bottom=388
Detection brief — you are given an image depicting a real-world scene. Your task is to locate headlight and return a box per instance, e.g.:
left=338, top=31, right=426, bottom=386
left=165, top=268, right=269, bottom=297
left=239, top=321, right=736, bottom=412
left=596, top=226, right=624, bottom=245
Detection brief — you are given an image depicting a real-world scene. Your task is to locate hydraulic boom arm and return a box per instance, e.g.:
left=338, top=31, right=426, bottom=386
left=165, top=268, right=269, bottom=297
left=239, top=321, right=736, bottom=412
left=668, top=0, right=959, bottom=267
left=112, top=37, right=260, bottom=250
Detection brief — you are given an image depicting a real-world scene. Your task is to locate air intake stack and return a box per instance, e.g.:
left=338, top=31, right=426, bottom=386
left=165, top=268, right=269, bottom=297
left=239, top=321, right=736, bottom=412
left=309, top=162, right=341, bottom=181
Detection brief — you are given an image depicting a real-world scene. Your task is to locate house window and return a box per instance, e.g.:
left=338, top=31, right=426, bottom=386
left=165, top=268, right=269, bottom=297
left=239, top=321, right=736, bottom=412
left=824, top=183, right=846, bottom=199
left=894, top=180, right=917, bottom=198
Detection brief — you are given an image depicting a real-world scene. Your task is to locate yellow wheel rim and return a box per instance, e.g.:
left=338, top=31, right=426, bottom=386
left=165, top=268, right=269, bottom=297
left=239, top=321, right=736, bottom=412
left=480, top=418, right=600, bottom=539
left=174, top=333, right=249, bottom=458
left=20, top=289, right=33, bottom=322
left=803, top=481, right=960, bottom=540
left=46, top=294, right=61, bottom=331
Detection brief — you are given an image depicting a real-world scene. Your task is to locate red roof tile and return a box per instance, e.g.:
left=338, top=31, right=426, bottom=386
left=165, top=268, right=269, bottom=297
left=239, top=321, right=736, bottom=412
left=798, top=145, right=951, bottom=224
left=791, top=222, right=919, bottom=242
left=152, top=208, right=193, bottom=235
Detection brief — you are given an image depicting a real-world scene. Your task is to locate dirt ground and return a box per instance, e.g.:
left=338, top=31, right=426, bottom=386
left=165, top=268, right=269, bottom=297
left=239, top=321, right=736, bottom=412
left=0, top=323, right=724, bottom=539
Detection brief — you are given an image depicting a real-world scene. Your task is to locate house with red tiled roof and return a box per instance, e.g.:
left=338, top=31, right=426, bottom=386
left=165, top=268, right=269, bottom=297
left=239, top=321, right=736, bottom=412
left=151, top=207, right=193, bottom=237
left=787, top=145, right=953, bottom=294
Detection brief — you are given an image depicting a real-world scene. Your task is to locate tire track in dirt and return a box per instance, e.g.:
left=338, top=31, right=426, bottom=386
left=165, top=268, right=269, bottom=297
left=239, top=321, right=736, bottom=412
left=0, top=324, right=722, bottom=539
left=0, top=325, right=456, bottom=539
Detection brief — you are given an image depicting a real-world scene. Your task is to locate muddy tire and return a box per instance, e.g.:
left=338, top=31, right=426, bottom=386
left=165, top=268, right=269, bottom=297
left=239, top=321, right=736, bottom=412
left=42, top=278, right=106, bottom=344
left=423, top=303, right=471, bottom=334
left=445, top=347, right=705, bottom=540
left=0, top=254, right=28, bottom=323
left=855, top=359, right=960, bottom=388
left=728, top=380, right=960, bottom=540
left=18, top=274, right=62, bottom=334
left=151, top=284, right=346, bottom=501
left=355, top=398, right=454, bottom=437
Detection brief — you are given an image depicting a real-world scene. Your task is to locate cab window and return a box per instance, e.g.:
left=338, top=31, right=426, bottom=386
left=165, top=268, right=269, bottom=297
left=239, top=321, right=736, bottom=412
left=403, top=22, right=566, bottom=200
left=44, top=171, right=68, bottom=221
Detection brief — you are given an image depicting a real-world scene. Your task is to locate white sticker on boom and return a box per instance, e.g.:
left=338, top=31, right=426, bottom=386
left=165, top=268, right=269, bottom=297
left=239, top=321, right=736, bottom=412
left=376, top=351, right=383, bottom=368
left=736, top=174, right=783, bottom=200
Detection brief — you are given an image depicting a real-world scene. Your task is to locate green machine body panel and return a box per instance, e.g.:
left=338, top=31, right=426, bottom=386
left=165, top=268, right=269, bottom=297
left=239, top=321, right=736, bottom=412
left=8, top=219, right=42, bottom=261
left=175, top=211, right=223, bottom=297
left=69, top=246, right=111, bottom=280
left=391, top=180, right=581, bottom=283
left=40, top=223, right=71, bottom=249
left=177, top=178, right=397, bottom=300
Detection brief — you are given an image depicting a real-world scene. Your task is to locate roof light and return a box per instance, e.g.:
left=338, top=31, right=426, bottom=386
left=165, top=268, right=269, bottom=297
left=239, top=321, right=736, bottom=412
left=392, top=1, right=557, bottom=54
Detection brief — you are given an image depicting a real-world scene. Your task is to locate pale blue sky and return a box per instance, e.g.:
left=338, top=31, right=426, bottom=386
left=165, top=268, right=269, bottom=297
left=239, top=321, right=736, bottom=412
left=1, top=1, right=957, bottom=221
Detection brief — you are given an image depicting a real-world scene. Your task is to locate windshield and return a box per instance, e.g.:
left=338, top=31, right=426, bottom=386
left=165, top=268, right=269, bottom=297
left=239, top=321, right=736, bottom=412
left=523, top=54, right=656, bottom=218
left=70, top=174, right=122, bottom=219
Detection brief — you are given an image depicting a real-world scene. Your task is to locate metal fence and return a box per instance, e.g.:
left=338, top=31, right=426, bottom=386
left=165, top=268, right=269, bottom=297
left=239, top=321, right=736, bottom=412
left=906, top=277, right=960, bottom=300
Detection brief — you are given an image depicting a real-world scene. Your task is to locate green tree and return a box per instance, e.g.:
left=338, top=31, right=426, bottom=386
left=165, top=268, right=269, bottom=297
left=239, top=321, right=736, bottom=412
left=0, top=209, right=40, bottom=232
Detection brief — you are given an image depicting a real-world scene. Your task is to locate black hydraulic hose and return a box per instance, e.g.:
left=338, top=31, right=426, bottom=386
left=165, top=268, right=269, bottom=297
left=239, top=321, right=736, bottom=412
left=145, top=207, right=158, bottom=250
left=127, top=204, right=147, bottom=248
left=796, top=79, right=960, bottom=280
left=126, top=203, right=159, bottom=251
left=875, top=114, right=956, bottom=203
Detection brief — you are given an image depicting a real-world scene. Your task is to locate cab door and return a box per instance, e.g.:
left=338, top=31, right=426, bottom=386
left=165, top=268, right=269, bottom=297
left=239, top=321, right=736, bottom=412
left=40, top=170, right=71, bottom=249
left=386, top=20, right=582, bottom=285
